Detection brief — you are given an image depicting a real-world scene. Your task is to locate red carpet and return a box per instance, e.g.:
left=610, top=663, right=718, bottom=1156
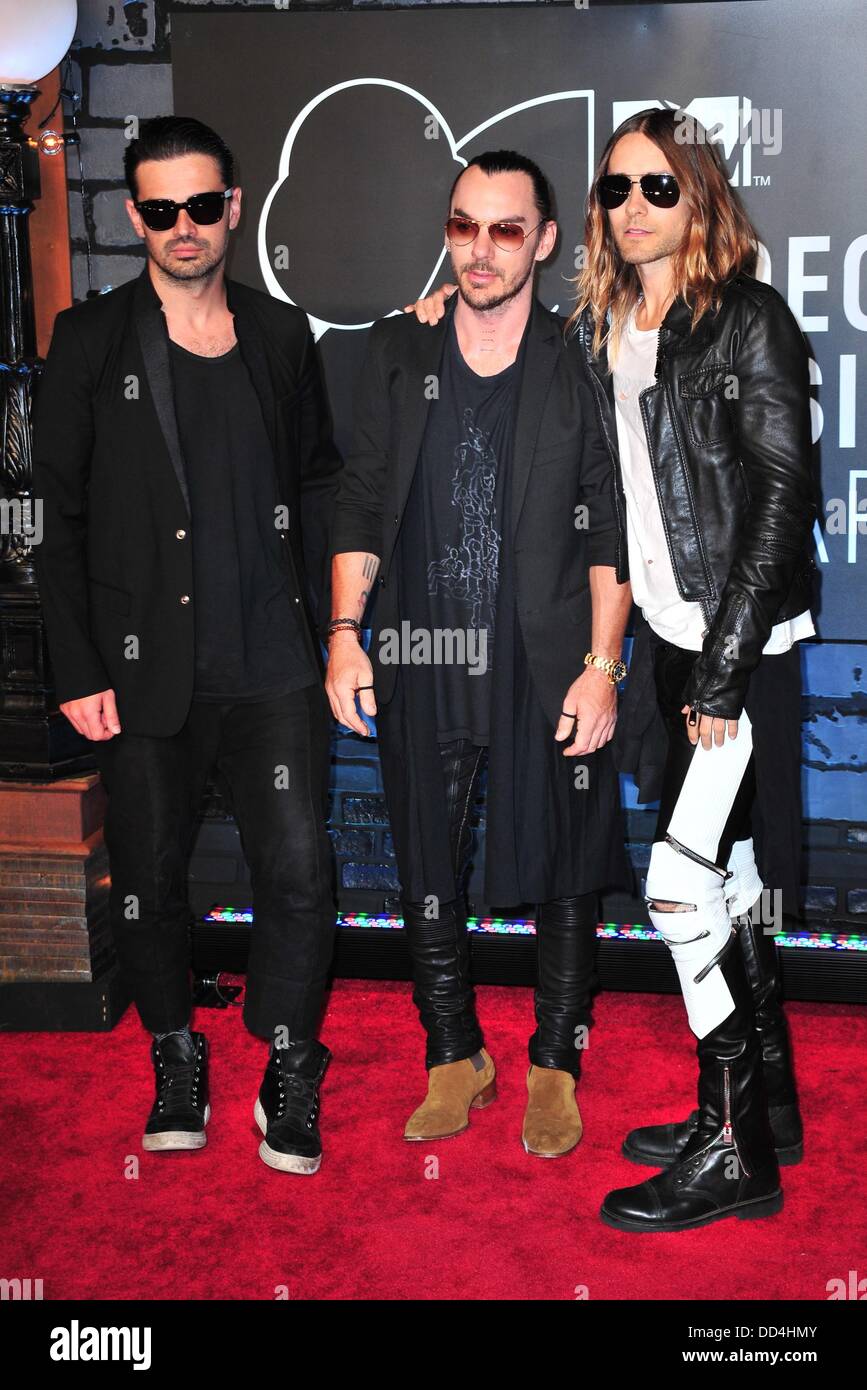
left=2, top=980, right=863, bottom=1301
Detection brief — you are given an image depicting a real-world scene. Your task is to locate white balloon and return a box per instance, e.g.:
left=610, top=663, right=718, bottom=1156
left=0, top=0, right=78, bottom=85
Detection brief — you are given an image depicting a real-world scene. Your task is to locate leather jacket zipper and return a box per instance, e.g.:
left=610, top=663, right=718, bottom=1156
left=646, top=326, right=718, bottom=611
left=638, top=331, right=702, bottom=610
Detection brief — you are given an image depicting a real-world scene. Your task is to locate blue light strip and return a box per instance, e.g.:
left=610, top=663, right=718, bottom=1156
left=202, top=908, right=866, bottom=952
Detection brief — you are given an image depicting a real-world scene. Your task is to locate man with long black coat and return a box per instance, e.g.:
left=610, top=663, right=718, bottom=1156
left=325, top=151, right=633, bottom=1156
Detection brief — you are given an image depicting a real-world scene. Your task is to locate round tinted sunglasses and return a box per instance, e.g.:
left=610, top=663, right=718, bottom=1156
left=445, top=215, right=545, bottom=253
left=134, top=188, right=233, bottom=232
left=596, top=173, right=681, bottom=210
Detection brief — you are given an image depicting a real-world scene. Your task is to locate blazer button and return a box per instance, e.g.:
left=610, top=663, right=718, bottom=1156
left=393, top=513, right=399, bottom=525
left=175, top=528, right=186, bottom=540
left=180, top=594, right=190, bottom=605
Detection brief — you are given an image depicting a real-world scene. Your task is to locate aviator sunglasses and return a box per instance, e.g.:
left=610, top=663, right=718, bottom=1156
left=445, top=215, right=545, bottom=253
left=595, top=173, right=681, bottom=210
left=134, top=188, right=234, bottom=231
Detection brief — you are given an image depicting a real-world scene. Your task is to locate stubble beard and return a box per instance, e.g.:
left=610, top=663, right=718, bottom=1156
left=614, top=224, right=684, bottom=267
left=455, top=256, right=535, bottom=314
left=150, top=237, right=227, bottom=284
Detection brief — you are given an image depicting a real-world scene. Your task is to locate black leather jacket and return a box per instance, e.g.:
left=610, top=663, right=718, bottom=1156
left=574, top=272, right=817, bottom=720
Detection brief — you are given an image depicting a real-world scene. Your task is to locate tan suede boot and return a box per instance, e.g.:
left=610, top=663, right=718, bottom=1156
left=403, top=1048, right=497, bottom=1140
left=522, top=1064, right=583, bottom=1157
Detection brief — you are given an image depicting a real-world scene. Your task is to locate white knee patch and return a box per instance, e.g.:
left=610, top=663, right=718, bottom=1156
left=645, top=840, right=723, bottom=914
left=645, top=841, right=736, bottom=1039
left=725, top=838, right=764, bottom=918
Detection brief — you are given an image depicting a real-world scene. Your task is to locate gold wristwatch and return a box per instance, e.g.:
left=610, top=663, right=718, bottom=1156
left=584, top=651, right=628, bottom=685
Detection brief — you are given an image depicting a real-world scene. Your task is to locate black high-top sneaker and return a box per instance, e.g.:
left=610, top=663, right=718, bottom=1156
left=602, top=941, right=782, bottom=1232
left=142, top=1031, right=210, bottom=1151
left=254, top=1039, right=331, bottom=1175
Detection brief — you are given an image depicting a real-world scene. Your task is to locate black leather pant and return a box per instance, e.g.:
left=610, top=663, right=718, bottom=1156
left=401, top=739, right=598, bottom=1076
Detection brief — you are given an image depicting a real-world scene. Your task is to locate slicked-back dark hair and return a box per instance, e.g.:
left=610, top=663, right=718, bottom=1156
left=123, top=116, right=234, bottom=201
left=448, top=149, right=555, bottom=223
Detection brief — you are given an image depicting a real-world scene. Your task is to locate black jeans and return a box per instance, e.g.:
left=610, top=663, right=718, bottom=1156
left=94, top=683, right=336, bottom=1041
left=400, top=738, right=598, bottom=1076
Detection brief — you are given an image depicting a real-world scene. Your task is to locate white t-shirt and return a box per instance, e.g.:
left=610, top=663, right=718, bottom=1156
left=611, top=303, right=815, bottom=653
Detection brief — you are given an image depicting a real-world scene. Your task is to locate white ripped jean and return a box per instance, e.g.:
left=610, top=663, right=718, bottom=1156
left=645, top=707, right=765, bottom=1038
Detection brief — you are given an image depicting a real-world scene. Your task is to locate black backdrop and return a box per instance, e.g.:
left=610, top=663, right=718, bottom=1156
left=172, top=0, right=867, bottom=641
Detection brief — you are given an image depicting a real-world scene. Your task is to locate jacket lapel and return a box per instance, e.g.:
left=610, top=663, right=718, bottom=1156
left=510, top=298, right=562, bottom=535
left=227, top=279, right=278, bottom=459
left=391, top=295, right=456, bottom=530
left=133, top=267, right=191, bottom=517
left=392, top=293, right=562, bottom=545
left=580, top=306, right=624, bottom=475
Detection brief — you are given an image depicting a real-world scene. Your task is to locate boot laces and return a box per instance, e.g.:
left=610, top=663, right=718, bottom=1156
left=274, top=1069, right=320, bottom=1130
left=154, top=1048, right=204, bottom=1116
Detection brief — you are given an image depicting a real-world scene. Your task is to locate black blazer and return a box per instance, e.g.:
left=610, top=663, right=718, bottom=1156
left=32, top=265, right=341, bottom=736
left=328, top=293, right=618, bottom=729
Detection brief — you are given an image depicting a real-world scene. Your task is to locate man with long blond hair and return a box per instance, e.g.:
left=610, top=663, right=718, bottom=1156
left=410, top=107, right=815, bottom=1231
left=569, top=107, right=815, bottom=1231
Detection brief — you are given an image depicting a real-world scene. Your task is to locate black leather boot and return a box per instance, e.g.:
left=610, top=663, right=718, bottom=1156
left=602, top=938, right=782, bottom=1232
left=622, top=917, right=802, bottom=1167
left=528, top=893, right=597, bottom=1079
left=142, top=1031, right=210, bottom=1151
left=401, top=895, right=485, bottom=1068
left=739, top=913, right=803, bottom=1156
left=254, top=1038, right=331, bottom=1175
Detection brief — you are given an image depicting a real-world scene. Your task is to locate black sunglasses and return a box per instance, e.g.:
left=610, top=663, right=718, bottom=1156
left=596, top=173, right=681, bottom=210
left=134, top=188, right=233, bottom=231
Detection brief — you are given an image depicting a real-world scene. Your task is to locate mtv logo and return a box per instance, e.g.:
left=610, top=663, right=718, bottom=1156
left=611, top=98, right=753, bottom=187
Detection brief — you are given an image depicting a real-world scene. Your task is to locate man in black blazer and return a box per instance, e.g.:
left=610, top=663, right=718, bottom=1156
left=326, top=152, right=633, bottom=1155
left=33, top=117, right=341, bottom=1175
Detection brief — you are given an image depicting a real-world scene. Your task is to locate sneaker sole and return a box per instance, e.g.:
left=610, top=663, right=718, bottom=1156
left=142, top=1103, right=210, bottom=1151
left=253, top=1098, right=321, bottom=1175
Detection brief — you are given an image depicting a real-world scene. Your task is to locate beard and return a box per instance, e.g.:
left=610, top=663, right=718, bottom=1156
left=149, top=236, right=227, bottom=283
left=454, top=255, right=535, bottom=312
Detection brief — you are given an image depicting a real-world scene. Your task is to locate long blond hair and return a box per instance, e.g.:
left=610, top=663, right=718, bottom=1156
left=565, top=107, right=759, bottom=365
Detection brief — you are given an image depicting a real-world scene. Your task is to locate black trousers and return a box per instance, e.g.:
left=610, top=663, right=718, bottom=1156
left=400, top=737, right=598, bottom=1076
left=94, top=683, right=336, bottom=1040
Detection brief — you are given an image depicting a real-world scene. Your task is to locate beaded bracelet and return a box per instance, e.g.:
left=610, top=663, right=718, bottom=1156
left=327, top=617, right=362, bottom=640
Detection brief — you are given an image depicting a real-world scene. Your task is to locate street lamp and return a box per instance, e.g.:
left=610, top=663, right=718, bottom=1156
left=0, top=1, right=84, bottom=777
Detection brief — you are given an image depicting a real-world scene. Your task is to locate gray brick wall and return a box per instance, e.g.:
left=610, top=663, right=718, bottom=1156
left=63, top=1, right=552, bottom=298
